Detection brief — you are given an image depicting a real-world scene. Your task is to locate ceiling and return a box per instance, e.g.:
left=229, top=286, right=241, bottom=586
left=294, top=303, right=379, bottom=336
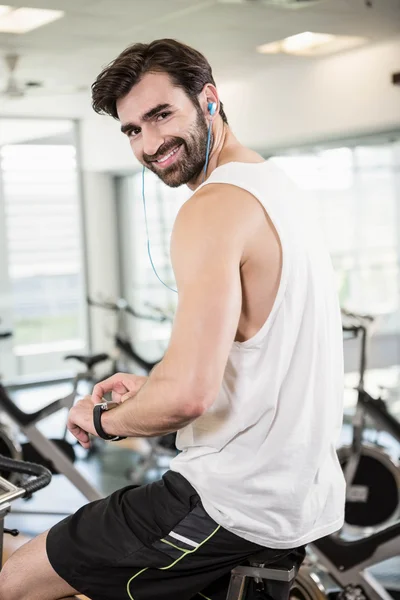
left=0, top=0, right=399, bottom=97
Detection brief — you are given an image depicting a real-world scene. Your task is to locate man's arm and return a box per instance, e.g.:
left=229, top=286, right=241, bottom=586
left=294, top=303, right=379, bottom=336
left=100, top=183, right=260, bottom=438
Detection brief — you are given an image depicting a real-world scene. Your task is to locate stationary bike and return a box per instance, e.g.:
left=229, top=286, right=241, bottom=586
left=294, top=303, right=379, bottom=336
left=339, top=310, right=400, bottom=532
left=290, top=312, right=400, bottom=600
left=0, top=455, right=52, bottom=571
left=0, top=332, right=106, bottom=501
left=87, top=295, right=171, bottom=375
left=291, top=521, right=399, bottom=600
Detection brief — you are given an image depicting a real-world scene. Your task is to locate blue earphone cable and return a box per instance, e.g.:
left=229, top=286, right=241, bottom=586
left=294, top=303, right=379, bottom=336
left=142, top=111, right=214, bottom=294
left=203, top=118, right=213, bottom=181
left=141, top=166, right=178, bottom=294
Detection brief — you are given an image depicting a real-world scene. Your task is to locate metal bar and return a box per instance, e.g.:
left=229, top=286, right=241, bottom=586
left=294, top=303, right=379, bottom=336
left=226, top=572, right=247, bottom=600
left=354, top=570, right=394, bottom=600
left=22, top=425, right=102, bottom=502
left=0, top=504, right=10, bottom=571
left=231, top=565, right=296, bottom=583
left=360, top=391, right=400, bottom=442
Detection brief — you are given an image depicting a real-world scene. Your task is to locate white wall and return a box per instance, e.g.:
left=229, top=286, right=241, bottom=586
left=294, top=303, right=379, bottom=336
left=80, top=116, right=136, bottom=173
left=220, top=37, right=400, bottom=151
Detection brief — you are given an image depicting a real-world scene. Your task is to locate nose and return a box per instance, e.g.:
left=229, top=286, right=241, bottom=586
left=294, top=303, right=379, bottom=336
left=142, top=125, right=164, bottom=159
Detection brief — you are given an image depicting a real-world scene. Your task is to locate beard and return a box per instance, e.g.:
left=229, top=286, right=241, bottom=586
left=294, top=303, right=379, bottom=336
left=142, top=105, right=210, bottom=188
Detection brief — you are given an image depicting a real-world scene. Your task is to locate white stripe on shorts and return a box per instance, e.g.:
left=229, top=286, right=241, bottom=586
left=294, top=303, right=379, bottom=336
left=168, top=531, right=199, bottom=548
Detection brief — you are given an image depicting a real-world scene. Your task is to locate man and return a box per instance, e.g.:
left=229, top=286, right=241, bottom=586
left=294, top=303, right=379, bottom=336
left=0, top=39, right=345, bottom=600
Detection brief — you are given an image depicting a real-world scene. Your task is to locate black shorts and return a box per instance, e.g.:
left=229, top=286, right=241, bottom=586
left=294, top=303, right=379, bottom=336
left=46, top=471, right=304, bottom=600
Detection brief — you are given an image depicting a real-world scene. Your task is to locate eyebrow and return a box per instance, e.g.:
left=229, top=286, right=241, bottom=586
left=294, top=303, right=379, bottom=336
left=120, top=103, right=172, bottom=135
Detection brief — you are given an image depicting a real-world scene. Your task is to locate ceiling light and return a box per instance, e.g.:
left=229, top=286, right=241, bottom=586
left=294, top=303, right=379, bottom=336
left=0, top=6, right=64, bottom=34
left=257, top=32, right=367, bottom=56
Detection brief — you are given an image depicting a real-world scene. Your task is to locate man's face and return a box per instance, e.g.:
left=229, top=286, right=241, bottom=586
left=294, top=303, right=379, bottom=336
left=117, top=72, right=209, bottom=188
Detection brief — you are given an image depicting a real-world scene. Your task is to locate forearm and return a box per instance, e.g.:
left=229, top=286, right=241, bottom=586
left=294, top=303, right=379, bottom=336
left=101, top=374, right=199, bottom=438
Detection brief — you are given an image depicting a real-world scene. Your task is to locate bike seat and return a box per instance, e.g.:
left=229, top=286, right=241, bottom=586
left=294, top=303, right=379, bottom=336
left=64, top=353, right=110, bottom=369
left=247, top=548, right=304, bottom=577
left=227, top=548, right=305, bottom=600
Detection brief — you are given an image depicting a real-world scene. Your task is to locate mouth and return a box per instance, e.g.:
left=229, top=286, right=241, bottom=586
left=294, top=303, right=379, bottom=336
left=151, top=144, right=182, bottom=169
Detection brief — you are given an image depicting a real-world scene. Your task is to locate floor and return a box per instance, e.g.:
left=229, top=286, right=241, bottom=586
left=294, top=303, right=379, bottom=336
left=1, top=368, right=400, bottom=595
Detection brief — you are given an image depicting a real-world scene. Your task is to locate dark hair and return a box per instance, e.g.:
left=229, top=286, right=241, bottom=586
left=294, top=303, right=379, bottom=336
left=91, top=38, right=228, bottom=124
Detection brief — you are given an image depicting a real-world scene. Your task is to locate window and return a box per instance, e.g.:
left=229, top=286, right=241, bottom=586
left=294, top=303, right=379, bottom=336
left=117, top=170, right=190, bottom=359
left=272, top=137, right=400, bottom=333
left=0, top=119, right=87, bottom=379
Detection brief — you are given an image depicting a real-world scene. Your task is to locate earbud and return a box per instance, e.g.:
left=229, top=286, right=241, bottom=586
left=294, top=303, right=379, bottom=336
left=207, top=102, right=217, bottom=117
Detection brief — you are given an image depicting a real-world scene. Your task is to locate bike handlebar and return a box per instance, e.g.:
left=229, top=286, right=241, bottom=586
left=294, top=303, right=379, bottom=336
left=0, top=331, right=12, bottom=340
left=341, top=308, right=375, bottom=326
left=143, top=301, right=173, bottom=322
left=0, top=456, right=52, bottom=497
left=87, top=296, right=170, bottom=323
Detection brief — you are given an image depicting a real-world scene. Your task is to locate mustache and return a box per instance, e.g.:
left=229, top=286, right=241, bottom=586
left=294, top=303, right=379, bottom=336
left=144, top=139, right=184, bottom=163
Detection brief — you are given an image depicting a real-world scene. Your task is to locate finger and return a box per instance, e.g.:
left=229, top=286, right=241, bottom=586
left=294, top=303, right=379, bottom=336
left=91, top=374, right=127, bottom=404
left=70, top=425, right=91, bottom=449
left=112, top=390, right=124, bottom=404
left=121, top=391, right=137, bottom=402
left=67, top=419, right=90, bottom=448
left=120, top=377, right=148, bottom=402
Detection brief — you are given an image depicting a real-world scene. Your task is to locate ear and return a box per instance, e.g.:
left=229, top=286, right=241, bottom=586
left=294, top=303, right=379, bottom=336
left=200, top=83, right=219, bottom=119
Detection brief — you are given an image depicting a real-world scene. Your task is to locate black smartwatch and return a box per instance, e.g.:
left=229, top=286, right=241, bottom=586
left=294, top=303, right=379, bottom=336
left=93, top=402, right=127, bottom=442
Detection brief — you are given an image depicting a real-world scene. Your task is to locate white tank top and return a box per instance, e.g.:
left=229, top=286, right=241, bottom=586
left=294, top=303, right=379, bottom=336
left=170, top=160, right=346, bottom=549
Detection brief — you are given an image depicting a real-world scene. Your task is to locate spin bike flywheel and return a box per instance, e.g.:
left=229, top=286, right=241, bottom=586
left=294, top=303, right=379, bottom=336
left=290, top=563, right=330, bottom=600
left=338, top=444, right=400, bottom=529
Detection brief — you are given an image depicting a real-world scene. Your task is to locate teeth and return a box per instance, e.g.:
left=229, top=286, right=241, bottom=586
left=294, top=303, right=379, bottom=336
left=157, top=146, right=179, bottom=163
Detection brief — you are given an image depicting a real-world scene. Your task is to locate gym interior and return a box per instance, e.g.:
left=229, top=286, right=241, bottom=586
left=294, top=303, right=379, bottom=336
left=0, top=1, right=399, bottom=599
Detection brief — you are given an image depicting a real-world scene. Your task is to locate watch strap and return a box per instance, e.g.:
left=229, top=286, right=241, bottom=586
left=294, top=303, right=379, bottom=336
left=93, top=402, right=126, bottom=442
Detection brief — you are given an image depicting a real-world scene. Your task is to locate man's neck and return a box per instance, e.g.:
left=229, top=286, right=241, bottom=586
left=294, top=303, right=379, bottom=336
left=187, top=124, right=241, bottom=191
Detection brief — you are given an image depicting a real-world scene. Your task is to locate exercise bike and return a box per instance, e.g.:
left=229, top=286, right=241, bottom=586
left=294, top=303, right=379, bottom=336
left=0, top=455, right=52, bottom=570
left=0, top=331, right=22, bottom=484
left=291, top=520, right=399, bottom=600
left=339, top=310, right=400, bottom=532
left=290, top=311, right=400, bottom=600
left=0, top=331, right=105, bottom=501
left=87, top=295, right=172, bottom=375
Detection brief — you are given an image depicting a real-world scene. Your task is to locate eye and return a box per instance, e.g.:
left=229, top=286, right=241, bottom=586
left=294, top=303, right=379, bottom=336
left=128, top=127, right=141, bottom=139
left=156, top=112, right=171, bottom=121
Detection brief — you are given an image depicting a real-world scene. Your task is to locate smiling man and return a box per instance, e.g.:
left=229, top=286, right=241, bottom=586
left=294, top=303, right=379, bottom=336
left=0, top=39, right=345, bottom=600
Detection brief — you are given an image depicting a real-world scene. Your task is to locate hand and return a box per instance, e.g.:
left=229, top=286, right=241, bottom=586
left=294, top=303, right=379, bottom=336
left=67, top=395, right=99, bottom=449
left=91, top=372, right=148, bottom=406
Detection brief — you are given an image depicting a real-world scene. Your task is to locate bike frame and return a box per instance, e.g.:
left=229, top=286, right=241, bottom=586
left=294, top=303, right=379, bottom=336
left=311, top=526, right=400, bottom=600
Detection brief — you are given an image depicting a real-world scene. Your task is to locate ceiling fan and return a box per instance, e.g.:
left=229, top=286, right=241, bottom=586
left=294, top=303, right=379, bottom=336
left=1, top=53, right=88, bottom=99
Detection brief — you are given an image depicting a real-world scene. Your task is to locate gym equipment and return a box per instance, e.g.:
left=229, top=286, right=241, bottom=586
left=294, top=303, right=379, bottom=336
left=0, top=455, right=52, bottom=571
left=339, top=310, right=400, bottom=531
left=87, top=295, right=170, bottom=375
left=291, top=521, right=400, bottom=600
left=227, top=550, right=302, bottom=600
left=0, top=329, right=107, bottom=478
left=0, top=420, right=22, bottom=483
left=0, top=329, right=23, bottom=481
left=0, top=354, right=106, bottom=501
